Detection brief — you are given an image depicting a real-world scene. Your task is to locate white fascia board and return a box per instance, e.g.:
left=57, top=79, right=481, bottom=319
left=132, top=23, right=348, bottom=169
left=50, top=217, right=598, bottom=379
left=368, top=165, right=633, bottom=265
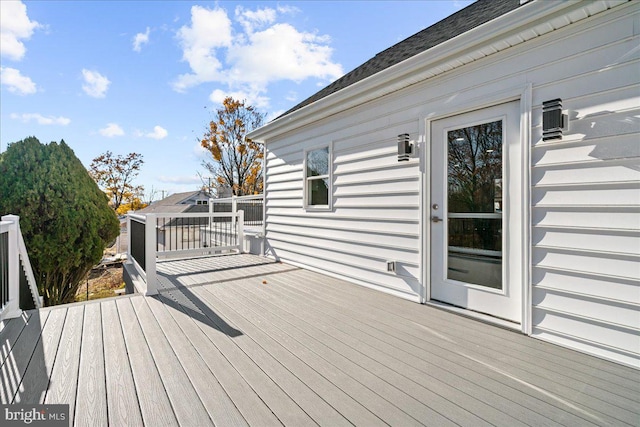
left=248, top=0, right=612, bottom=142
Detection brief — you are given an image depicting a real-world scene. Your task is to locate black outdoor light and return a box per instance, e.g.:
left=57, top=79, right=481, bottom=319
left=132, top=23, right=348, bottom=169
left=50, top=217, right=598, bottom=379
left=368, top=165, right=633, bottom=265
left=542, top=98, right=568, bottom=141
left=397, top=133, right=413, bottom=161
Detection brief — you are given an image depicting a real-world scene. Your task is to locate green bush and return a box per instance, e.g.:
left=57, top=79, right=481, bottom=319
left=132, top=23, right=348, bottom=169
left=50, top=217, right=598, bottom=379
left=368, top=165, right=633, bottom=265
left=0, top=137, right=119, bottom=306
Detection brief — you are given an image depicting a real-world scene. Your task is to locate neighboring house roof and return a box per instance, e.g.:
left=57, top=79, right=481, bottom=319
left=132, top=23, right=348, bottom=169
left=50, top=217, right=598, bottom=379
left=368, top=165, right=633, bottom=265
left=135, top=190, right=211, bottom=214
left=278, top=0, right=521, bottom=119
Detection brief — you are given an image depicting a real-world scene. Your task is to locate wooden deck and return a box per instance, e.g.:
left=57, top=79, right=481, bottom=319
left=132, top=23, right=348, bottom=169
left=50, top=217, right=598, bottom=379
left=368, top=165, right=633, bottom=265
left=1, top=254, right=638, bottom=426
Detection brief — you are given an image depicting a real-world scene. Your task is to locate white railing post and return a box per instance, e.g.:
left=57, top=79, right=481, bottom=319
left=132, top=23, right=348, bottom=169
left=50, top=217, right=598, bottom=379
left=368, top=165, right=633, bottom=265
left=231, top=196, right=237, bottom=238
left=145, top=214, right=157, bottom=295
left=1, top=215, right=22, bottom=319
left=237, top=210, right=244, bottom=253
left=126, top=213, right=132, bottom=264
left=209, top=198, right=214, bottom=248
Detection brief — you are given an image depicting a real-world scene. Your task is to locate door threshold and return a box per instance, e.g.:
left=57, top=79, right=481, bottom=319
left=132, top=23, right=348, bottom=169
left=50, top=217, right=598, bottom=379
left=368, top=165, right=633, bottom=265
left=425, top=300, right=522, bottom=332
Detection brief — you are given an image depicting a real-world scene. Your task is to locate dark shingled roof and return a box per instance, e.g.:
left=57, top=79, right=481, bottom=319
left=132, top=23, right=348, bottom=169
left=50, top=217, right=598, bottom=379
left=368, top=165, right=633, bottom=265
left=279, top=0, right=521, bottom=119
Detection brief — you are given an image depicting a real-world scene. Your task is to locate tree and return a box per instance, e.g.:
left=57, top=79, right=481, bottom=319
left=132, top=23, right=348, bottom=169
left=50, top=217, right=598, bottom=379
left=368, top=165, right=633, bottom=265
left=0, top=137, right=120, bottom=306
left=115, top=198, right=148, bottom=216
left=89, top=151, right=144, bottom=210
left=200, top=97, right=265, bottom=196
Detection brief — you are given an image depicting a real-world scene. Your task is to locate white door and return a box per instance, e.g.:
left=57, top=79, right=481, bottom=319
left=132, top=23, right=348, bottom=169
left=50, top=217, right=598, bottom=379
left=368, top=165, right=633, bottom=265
left=430, top=101, right=522, bottom=323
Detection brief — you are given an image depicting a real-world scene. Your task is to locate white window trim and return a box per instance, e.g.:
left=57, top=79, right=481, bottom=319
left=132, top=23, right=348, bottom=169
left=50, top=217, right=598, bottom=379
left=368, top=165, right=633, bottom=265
left=303, top=142, right=333, bottom=211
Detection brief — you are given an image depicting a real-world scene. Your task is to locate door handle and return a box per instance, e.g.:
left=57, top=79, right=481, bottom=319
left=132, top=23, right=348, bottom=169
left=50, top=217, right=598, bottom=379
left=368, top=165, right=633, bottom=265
left=431, top=216, right=443, bottom=223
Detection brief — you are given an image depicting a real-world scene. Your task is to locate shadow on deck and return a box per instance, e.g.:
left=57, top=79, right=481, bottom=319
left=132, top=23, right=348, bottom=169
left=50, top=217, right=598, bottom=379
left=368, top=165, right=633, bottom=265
left=1, top=254, right=638, bottom=426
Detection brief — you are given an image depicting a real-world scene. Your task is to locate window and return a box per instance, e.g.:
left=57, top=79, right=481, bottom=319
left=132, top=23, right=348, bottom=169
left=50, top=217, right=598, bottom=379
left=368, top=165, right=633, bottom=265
left=304, top=145, right=331, bottom=209
left=196, top=200, right=208, bottom=205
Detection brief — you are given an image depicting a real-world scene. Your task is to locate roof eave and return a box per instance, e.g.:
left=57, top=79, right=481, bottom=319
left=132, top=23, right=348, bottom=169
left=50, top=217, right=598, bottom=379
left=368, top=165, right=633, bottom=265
left=248, top=0, right=601, bottom=142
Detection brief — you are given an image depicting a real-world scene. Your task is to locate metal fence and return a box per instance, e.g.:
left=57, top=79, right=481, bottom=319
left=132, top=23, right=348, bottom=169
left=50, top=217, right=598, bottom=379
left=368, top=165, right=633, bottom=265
left=0, top=228, right=8, bottom=310
left=129, top=217, right=146, bottom=272
left=211, top=195, right=264, bottom=228
left=126, top=211, right=244, bottom=296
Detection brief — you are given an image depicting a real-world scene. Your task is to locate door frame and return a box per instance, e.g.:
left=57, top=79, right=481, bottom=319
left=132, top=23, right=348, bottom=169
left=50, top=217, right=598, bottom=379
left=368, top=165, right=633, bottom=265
left=419, top=84, right=532, bottom=334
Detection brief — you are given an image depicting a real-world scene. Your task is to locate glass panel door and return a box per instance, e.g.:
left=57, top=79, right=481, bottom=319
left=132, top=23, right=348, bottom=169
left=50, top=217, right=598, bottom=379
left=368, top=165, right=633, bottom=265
left=429, top=100, right=522, bottom=323
left=447, top=120, right=503, bottom=289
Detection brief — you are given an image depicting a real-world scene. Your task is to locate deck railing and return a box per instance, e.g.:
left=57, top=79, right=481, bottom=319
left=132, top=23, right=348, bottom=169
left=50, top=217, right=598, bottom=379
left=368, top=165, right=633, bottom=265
left=126, top=211, right=245, bottom=295
left=211, top=194, right=264, bottom=229
left=0, top=215, right=42, bottom=320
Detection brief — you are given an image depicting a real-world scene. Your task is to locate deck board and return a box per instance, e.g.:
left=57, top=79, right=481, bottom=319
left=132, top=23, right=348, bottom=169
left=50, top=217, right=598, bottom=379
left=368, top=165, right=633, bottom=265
left=194, top=284, right=393, bottom=427
left=204, top=280, right=455, bottom=426
left=292, top=268, right=640, bottom=390
left=102, top=300, right=143, bottom=427
left=44, top=305, right=83, bottom=425
left=144, top=295, right=248, bottom=427
left=0, top=312, right=32, bottom=370
left=280, top=269, right=640, bottom=424
left=130, top=296, right=214, bottom=426
left=252, top=272, right=602, bottom=426
left=75, top=303, right=107, bottom=427
left=13, top=307, right=66, bottom=404
left=226, top=276, right=554, bottom=426
left=155, top=292, right=281, bottom=427
left=276, top=269, right=634, bottom=425
left=160, top=282, right=316, bottom=426
left=116, top=297, right=178, bottom=426
left=0, top=310, right=49, bottom=404
left=1, top=254, right=638, bottom=427
left=192, top=285, right=355, bottom=427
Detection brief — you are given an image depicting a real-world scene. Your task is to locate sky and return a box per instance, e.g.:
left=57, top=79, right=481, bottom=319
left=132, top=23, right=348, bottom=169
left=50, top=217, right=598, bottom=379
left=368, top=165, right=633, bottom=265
left=1, top=0, right=473, bottom=199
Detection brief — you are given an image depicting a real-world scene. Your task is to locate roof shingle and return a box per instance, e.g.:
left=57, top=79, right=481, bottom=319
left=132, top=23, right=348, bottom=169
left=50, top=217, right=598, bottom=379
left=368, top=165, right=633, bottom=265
left=279, top=0, right=521, bottom=119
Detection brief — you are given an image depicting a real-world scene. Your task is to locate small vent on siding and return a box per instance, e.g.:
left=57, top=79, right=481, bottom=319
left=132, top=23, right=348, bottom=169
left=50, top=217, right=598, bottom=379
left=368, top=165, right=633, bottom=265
left=386, top=260, right=397, bottom=273
left=542, top=99, right=568, bottom=141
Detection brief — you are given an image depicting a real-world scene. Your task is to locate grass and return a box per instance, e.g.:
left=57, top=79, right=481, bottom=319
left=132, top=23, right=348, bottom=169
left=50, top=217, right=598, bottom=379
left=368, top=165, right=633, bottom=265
left=75, top=264, right=125, bottom=302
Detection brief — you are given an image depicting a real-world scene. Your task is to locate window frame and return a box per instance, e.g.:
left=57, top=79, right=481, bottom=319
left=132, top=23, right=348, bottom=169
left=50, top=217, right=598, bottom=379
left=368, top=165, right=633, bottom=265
left=303, top=142, right=333, bottom=211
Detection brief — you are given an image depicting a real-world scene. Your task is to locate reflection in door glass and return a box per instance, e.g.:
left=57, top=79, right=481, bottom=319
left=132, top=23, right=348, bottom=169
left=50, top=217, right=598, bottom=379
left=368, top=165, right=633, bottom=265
left=447, top=120, right=503, bottom=289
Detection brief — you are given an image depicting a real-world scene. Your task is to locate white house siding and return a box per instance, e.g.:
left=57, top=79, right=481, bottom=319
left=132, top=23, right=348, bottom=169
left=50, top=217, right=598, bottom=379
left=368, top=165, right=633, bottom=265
left=262, top=2, right=639, bottom=366
left=266, top=115, right=423, bottom=301
left=526, top=6, right=640, bottom=367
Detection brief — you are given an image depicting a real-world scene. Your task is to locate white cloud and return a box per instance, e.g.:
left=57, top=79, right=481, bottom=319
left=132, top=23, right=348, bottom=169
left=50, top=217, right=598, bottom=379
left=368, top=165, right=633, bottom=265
left=133, top=27, right=150, bottom=52
left=10, top=113, right=70, bottom=125
left=0, top=1, right=41, bottom=61
left=173, top=6, right=232, bottom=92
left=235, top=6, right=276, bottom=34
left=0, top=67, right=36, bottom=94
left=209, top=88, right=269, bottom=110
left=173, top=5, right=343, bottom=107
left=99, top=123, right=124, bottom=137
left=82, top=69, right=110, bottom=98
left=145, top=125, right=168, bottom=140
left=225, top=23, right=341, bottom=90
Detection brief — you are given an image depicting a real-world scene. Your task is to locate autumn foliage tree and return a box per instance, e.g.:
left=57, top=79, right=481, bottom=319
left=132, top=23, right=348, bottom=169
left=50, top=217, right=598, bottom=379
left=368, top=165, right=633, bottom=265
left=89, top=151, right=144, bottom=211
left=200, top=97, right=265, bottom=196
left=115, top=198, right=148, bottom=216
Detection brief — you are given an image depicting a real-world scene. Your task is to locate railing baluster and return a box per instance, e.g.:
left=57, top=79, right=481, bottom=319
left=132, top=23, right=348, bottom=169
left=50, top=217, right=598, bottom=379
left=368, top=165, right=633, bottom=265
left=1, top=228, right=8, bottom=309
left=126, top=210, right=249, bottom=294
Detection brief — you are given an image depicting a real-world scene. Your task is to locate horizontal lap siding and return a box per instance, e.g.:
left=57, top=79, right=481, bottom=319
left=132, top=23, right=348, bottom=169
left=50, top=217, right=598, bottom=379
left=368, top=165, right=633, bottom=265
left=527, top=6, right=640, bottom=367
left=264, top=2, right=639, bottom=365
left=266, top=117, right=423, bottom=299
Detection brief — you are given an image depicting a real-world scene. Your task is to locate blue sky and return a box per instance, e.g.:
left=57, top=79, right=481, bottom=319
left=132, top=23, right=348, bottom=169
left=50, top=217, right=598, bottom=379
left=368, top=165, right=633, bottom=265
left=1, top=0, right=472, bottom=198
